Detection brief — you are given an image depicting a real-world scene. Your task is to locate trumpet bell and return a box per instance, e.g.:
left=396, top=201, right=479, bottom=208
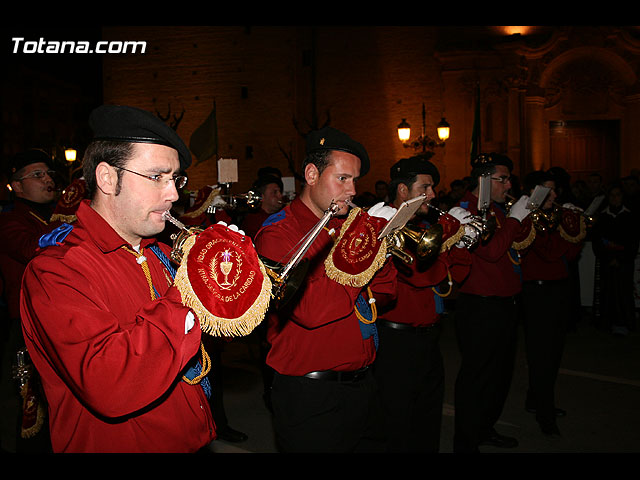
left=388, top=223, right=444, bottom=264
left=169, top=226, right=204, bottom=264
left=411, top=223, right=443, bottom=259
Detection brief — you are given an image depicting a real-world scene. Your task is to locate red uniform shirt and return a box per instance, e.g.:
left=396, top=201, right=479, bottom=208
left=456, top=191, right=527, bottom=297
left=241, top=208, right=271, bottom=239
left=20, top=200, right=214, bottom=453
left=521, top=224, right=583, bottom=281
left=382, top=245, right=471, bottom=327
left=0, top=199, right=60, bottom=319
left=254, top=198, right=397, bottom=376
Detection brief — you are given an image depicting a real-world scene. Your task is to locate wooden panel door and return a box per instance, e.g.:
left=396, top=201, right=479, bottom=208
left=549, top=120, right=620, bottom=184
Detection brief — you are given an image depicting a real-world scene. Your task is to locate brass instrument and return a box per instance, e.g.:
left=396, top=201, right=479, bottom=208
left=164, top=201, right=340, bottom=307
left=552, top=201, right=597, bottom=227
left=387, top=223, right=443, bottom=265
left=384, top=200, right=488, bottom=264
left=206, top=190, right=262, bottom=212
left=530, top=207, right=560, bottom=232
left=505, top=192, right=558, bottom=232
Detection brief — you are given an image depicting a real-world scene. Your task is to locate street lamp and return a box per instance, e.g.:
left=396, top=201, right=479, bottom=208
left=64, top=147, right=82, bottom=184
left=397, top=103, right=450, bottom=152
left=65, top=148, right=77, bottom=162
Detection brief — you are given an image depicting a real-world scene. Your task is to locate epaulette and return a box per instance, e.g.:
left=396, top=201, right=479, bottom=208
left=262, top=209, right=286, bottom=227
left=38, top=223, right=74, bottom=248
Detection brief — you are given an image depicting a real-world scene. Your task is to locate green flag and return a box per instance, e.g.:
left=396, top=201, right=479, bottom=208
left=189, top=100, right=218, bottom=167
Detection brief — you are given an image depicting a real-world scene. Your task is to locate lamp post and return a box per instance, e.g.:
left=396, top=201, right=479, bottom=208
left=397, top=103, right=450, bottom=153
left=64, top=148, right=82, bottom=184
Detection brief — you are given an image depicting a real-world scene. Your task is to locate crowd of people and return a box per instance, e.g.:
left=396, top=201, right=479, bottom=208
left=0, top=103, right=638, bottom=453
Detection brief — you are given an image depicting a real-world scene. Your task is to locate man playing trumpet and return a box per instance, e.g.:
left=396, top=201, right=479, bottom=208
left=520, top=170, right=585, bottom=438
left=374, top=155, right=473, bottom=452
left=452, top=152, right=534, bottom=453
left=254, top=126, right=398, bottom=453
left=19, top=105, right=216, bottom=453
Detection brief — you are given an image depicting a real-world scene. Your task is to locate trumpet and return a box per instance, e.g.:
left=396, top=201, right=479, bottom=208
left=505, top=193, right=558, bottom=232
left=552, top=201, right=597, bottom=226
left=206, top=190, right=262, bottom=213
left=164, top=201, right=340, bottom=307
left=431, top=203, right=494, bottom=248
left=387, top=223, right=444, bottom=265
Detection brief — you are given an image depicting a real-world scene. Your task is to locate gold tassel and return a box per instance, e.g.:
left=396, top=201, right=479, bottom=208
left=174, top=235, right=273, bottom=338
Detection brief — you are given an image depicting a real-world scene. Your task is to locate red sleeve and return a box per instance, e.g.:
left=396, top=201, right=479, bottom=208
left=255, top=222, right=365, bottom=329
left=20, top=255, right=202, bottom=419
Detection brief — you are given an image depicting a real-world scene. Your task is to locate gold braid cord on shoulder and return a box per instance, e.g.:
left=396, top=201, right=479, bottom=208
left=559, top=216, right=586, bottom=243
left=324, top=207, right=388, bottom=288
left=173, top=230, right=272, bottom=338
left=512, top=223, right=536, bottom=250
left=440, top=224, right=465, bottom=252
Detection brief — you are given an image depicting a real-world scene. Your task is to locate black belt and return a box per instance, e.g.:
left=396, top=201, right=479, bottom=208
left=380, top=319, right=440, bottom=333
left=303, top=366, right=369, bottom=382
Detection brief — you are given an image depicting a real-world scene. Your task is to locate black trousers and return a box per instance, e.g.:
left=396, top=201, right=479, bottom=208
left=453, top=293, right=518, bottom=452
left=522, top=279, right=569, bottom=427
left=374, top=321, right=444, bottom=452
left=270, top=368, right=386, bottom=453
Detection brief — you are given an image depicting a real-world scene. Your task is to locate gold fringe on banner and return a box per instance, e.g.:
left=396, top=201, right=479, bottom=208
left=324, top=208, right=389, bottom=288
left=173, top=234, right=273, bottom=338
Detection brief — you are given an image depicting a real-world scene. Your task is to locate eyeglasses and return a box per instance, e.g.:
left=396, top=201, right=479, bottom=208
left=116, top=166, right=188, bottom=189
left=490, top=175, right=512, bottom=184
left=17, top=169, right=56, bottom=180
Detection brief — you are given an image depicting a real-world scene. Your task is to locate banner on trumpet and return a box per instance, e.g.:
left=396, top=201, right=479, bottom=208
left=173, top=222, right=273, bottom=337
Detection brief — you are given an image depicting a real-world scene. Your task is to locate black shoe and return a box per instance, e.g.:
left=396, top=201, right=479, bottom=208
left=216, top=425, right=248, bottom=443
left=479, top=429, right=518, bottom=448
left=526, top=406, right=566, bottom=417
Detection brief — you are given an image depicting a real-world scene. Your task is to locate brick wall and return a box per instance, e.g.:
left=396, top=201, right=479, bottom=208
left=101, top=26, right=456, bottom=196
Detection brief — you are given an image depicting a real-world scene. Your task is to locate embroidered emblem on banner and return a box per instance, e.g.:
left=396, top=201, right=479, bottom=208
left=324, top=207, right=388, bottom=287
left=174, top=223, right=272, bottom=337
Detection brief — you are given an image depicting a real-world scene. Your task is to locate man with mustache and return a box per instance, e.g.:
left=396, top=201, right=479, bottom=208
left=19, top=105, right=215, bottom=453
left=254, top=126, right=397, bottom=452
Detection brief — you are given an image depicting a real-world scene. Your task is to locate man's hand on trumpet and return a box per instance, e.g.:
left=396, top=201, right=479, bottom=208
left=507, top=195, right=531, bottom=222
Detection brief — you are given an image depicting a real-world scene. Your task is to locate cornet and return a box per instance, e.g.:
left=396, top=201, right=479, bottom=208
left=386, top=223, right=444, bottom=265
left=164, top=201, right=341, bottom=307
left=206, top=190, right=262, bottom=212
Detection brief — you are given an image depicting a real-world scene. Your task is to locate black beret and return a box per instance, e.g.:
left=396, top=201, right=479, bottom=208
left=523, top=170, right=552, bottom=193
left=8, top=149, right=52, bottom=177
left=470, top=152, right=513, bottom=172
left=390, top=155, right=440, bottom=187
left=305, top=126, right=370, bottom=177
left=89, top=105, right=192, bottom=170
left=252, top=174, right=283, bottom=192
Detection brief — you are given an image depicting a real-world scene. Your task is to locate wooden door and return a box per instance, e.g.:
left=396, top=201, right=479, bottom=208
left=549, top=120, right=620, bottom=184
